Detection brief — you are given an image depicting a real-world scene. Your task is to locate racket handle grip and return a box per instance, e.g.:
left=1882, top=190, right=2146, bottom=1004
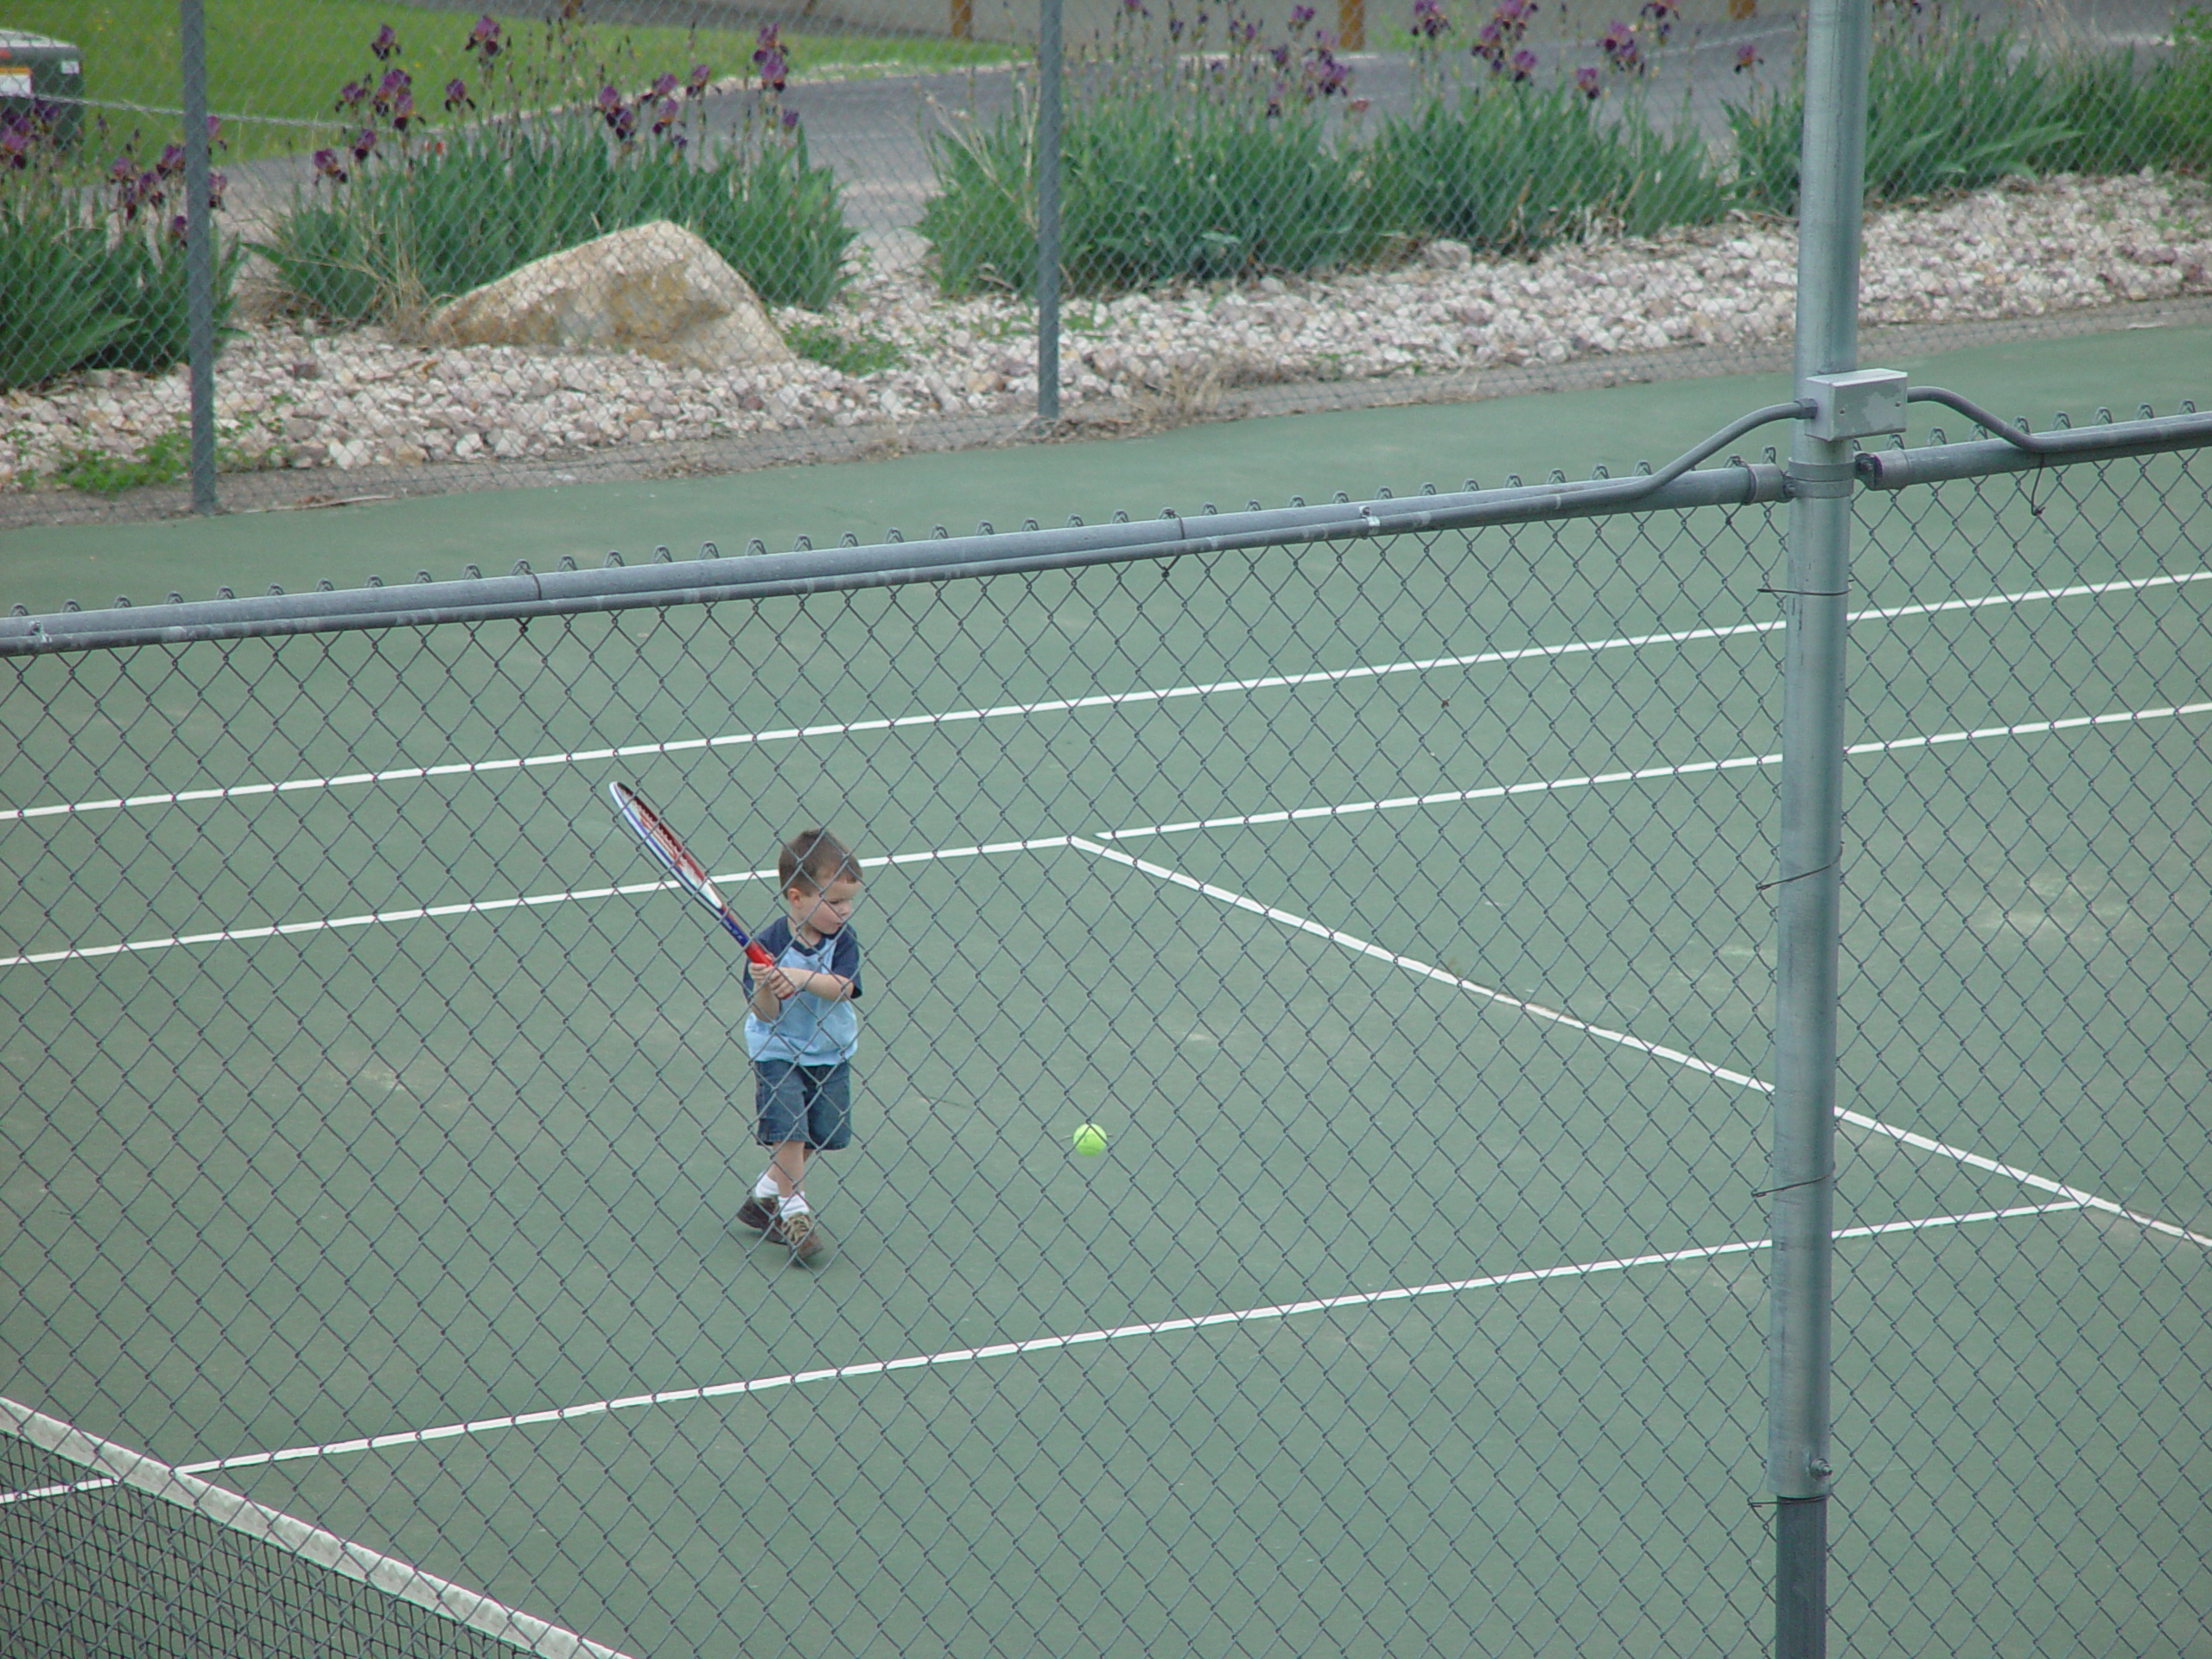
left=744, top=942, right=774, bottom=969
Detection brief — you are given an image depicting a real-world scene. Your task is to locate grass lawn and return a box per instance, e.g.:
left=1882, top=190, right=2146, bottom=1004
left=14, top=0, right=1016, bottom=161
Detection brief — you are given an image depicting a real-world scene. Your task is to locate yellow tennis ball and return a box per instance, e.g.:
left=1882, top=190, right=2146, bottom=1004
left=1072, top=1123, right=1108, bottom=1157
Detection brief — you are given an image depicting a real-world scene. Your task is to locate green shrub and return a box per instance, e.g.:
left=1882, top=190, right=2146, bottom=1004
left=2031, top=50, right=2170, bottom=176
left=1722, top=83, right=1800, bottom=216
left=257, top=201, right=382, bottom=324
left=262, top=113, right=855, bottom=323
left=1366, top=80, right=1728, bottom=256
left=0, top=188, right=240, bottom=392
left=1731, top=10, right=2080, bottom=212
left=89, top=217, right=245, bottom=374
left=2156, top=5, right=2212, bottom=169
left=0, top=194, right=129, bottom=390
left=919, top=0, right=1374, bottom=297
left=1867, top=23, right=2075, bottom=200
left=917, top=103, right=1033, bottom=297
left=259, top=17, right=854, bottom=326
left=679, top=134, right=855, bottom=310
left=920, top=91, right=1369, bottom=297
left=1066, top=97, right=1368, bottom=291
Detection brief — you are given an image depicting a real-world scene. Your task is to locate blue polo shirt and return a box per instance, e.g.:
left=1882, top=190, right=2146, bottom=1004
left=741, top=916, right=862, bottom=1065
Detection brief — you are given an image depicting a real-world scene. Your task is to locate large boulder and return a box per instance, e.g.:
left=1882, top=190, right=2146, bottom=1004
left=429, top=221, right=794, bottom=372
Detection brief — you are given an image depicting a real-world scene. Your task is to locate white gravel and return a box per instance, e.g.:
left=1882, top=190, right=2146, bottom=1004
left=4, top=168, right=2208, bottom=495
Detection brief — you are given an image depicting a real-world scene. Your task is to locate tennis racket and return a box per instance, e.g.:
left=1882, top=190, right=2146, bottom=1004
left=607, top=781, right=776, bottom=969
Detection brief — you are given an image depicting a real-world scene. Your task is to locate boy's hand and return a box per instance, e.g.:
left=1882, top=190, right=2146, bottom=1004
left=758, top=963, right=797, bottom=1001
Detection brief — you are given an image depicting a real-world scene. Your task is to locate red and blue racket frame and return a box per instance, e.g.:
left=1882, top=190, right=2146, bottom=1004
left=607, top=780, right=776, bottom=969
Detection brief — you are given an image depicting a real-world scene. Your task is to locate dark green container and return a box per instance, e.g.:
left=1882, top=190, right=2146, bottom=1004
left=0, top=31, right=85, bottom=149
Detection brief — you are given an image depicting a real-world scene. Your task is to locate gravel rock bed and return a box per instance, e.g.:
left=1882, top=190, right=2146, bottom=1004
left=4, top=169, right=2208, bottom=498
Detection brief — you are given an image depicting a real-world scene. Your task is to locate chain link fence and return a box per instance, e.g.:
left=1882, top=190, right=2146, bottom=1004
left=2, top=394, right=2206, bottom=1656
left=5, top=0, right=2212, bottom=519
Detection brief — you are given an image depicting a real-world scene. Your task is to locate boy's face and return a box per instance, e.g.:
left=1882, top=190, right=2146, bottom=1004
left=786, top=874, right=861, bottom=944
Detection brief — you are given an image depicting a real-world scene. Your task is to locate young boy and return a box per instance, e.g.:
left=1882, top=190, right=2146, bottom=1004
left=734, top=827, right=863, bottom=1266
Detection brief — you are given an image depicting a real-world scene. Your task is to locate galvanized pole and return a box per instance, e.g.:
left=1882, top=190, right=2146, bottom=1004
left=1770, top=0, right=1871, bottom=1652
left=1035, top=0, right=1064, bottom=425
left=1760, top=0, right=1866, bottom=1654
left=178, top=0, right=219, bottom=513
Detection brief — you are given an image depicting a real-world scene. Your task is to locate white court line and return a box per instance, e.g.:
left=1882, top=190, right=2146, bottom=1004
left=1094, top=699, right=2212, bottom=842
left=122, top=1199, right=2070, bottom=1484
left=0, top=837, right=1079, bottom=969
left=1072, top=836, right=1764, bottom=1087
left=6, top=569, right=2205, bottom=826
left=0, top=1474, right=119, bottom=1503
left=1072, top=840, right=2212, bottom=1255
left=6, top=699, right=2207, bottom=972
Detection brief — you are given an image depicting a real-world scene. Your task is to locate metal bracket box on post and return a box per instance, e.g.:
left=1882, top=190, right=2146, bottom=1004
left=1801, top=370, right=1909, bottom=444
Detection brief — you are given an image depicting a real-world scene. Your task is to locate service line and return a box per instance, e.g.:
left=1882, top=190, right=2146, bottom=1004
left=5, top=700, right=2206, bottom=971
left=5, top=569, right=2203, bottom=826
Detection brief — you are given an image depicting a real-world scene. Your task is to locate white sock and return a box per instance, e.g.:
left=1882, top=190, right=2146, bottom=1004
left=779, top=1192, right=810, bottom=1217
left=753, top=1173, right=779, bottom=1202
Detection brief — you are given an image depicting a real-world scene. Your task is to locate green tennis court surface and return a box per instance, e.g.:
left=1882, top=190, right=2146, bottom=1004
left=3, top=331, right=2208, bottom=1658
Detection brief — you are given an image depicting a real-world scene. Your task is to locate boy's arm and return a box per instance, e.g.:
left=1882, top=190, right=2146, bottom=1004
left=785, top=932, right=861, bottom=1003
left=744, top=920, right=797, bottom=1017
left=747, top=973, right=789, bottom=1019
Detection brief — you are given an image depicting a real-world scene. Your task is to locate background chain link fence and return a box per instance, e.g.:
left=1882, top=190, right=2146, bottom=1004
left=5, top=0, right=2212, bottom=519
left=3, top=404, right=2206, bottom=1656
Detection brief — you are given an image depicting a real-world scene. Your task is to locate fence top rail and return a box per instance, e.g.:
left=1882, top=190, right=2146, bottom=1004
left=3, top=396, right=2207, bottom=658
left=1857, top=396, right=2212, bottom=489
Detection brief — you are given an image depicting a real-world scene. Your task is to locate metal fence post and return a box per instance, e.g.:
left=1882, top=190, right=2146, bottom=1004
left=1036, top=0, right=1064, bottom=425
left=1772, top=0, right=1872, bottom=1653
left=178, top=0, right=218, bottom=514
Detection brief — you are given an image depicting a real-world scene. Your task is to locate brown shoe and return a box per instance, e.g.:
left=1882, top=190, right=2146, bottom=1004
left=735, top=1194, right=779, bottom=1235
left=774, top=1208, right=827, bottom=1266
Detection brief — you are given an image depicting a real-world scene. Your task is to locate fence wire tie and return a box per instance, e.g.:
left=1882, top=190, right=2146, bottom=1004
left=1751, top=1173, right=1834, bottom=1202
left=1756, top=860, right=1837, bottom=894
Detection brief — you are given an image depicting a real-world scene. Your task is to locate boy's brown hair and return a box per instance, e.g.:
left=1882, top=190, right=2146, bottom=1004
left=779, top=827, right=860, bottom=895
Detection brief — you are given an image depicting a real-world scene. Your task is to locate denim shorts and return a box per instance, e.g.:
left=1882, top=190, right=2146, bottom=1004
left=754, top=1059, right=853, bottom=1150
